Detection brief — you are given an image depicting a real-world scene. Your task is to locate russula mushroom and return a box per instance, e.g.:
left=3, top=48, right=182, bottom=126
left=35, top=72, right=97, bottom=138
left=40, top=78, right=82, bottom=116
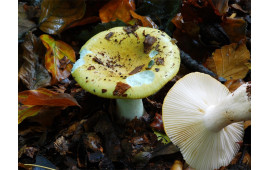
left=72, top=26, right=180, bottom=120
left=162, top=72, right=251, bottom=170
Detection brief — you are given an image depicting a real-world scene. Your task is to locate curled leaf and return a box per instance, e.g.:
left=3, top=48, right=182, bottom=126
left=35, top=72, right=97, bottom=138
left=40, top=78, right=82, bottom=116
left=130, top=10, right=158, bottom=28
left=204, top=42, right=251, bottom=80
left=18, top=88, right=80, bottom=124
left=39, top=0, right=86, bottom=34
left=40, top=34, right=76, bottom=84
left=18, top=2, right=36, bottom=39
left=221, top=17, right=247, bottom=43
left=19, top=88, right=80, bottom=106
left=99, top=0, right=135, bottom=23
left=19, top=32, right=51, bottom=89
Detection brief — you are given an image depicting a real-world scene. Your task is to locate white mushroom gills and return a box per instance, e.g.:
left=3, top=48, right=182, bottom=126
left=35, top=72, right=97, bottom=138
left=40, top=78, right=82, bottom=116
left=162, top=72, right=251, bottom=170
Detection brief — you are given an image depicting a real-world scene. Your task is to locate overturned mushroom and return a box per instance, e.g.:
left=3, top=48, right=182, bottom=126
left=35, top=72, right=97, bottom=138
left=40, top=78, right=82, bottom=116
left=72, top=26, right=180, bottom=120
left=162, top=72, right=251, bottom=170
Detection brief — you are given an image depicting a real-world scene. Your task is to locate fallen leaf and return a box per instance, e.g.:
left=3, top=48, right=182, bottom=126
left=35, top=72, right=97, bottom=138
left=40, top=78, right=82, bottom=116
left=113, top=82, right=131, bottom=97
left=18, top=2, right=36, bottom=40
left=19, top=88, right=79, bottom=106
left=221, top=17, right=247, bottom=43
left=18, top=88, right=79, bottom=124
left=224, top=79, right=245, bottom=92
left=150, top=113, right=164, bottom=132
left=204, top=42, right=250, bottom=80
left=153, top=130, right=171, bottom=144
left=211, top=0, right=229, bottom=15
left=129, top=10, right=158, bottom=28
left=39, top=0, right=86, bottom=34
left=19, top=32, right=51, bottom=90
left=18, top=105, right=43, bottom=124
left=40, top=34, right=76, bottom=84
left=99, top=0, right=135, bottom=23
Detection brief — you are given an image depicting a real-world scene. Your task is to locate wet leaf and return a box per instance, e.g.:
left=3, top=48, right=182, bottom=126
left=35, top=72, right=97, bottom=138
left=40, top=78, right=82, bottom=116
left=18, top=88, right=79, bottom=124
left=130, top=10, right=158, bottom=28
left=39, top=0, right=86, bottom=34
left=19, top=88, right=79, bottom=106
left=211, top=0, right=229, bottom=15
left=40, top=34, right=76, bottom=84
left=150, top=113, right=164, bottom=132
left=19, top=32, right=51, bottom=90
left=221, top=17, right=247, bottom=43
left=135, top=0, right=180, bottom=35
left=18, top=105, right=43, bottom=124
left=204, top=42, right=250, bottom=80
left=99, top=0, right=135, bottom=23
left=18, top=2, right=36, bottom=40
left=153, top=130, right=170, bottom=144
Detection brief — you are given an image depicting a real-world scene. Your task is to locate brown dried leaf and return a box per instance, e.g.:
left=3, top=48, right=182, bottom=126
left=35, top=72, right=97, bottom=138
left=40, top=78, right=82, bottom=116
left=113, top=82, right=131, bottom=97
left=99, top=0, right=135, bottom=23
left=39, top=0, right=86, bottom=34
left=18, top=2, right=36, bottom=39
left=129, top=64, right=145, bottom=75
left=224, top=79, right=245, bottom=92
left=19, top=32, right=51, bottom=90
left=211, top=0, right=229, bottom=15
left=130, top=10, right=158, bottom=28
left=150, top=113, right=164, bottom=132
left=221, top=17, right=247, bottom=43
left=204, top=42, right=250, bottom=80
left=144, top=34, right=157, bottom=53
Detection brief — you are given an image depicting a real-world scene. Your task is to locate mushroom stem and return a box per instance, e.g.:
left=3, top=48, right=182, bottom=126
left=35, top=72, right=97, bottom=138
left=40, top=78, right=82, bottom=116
left=203, top=82, right=251, bottom=132
left=116, top=99, right=145, bottom=120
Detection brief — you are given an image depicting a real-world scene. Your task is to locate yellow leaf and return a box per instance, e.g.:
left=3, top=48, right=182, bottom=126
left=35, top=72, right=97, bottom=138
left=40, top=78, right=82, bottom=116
left=40, top=34, right=76, bottom=84
left=205, top=42, right=250, bottom=80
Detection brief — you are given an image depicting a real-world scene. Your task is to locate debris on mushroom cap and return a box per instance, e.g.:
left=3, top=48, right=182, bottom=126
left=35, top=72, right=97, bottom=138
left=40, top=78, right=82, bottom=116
left=162, top=72, right=244, bottom=170
left=71, top=26, right=180, bottom=99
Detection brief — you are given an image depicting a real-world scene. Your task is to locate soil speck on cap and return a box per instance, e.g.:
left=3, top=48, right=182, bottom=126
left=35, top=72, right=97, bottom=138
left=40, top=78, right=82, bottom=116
left=129, top=64, right=145, bottom=75
left=155, top=57, right=164, bottom=65
left=87, top=66, right=95, bottom=70
left=105, top=32, right=114, bottom=40
left=144, top=34, right=157, bottom=53
left=102, top=89, right=107, bottom=93
left=93, top=57, right=103, bottom=65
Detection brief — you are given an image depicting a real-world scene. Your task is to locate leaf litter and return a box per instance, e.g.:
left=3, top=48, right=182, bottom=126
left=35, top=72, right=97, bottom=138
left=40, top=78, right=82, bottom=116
left=18, top=0, right=251, bottom=169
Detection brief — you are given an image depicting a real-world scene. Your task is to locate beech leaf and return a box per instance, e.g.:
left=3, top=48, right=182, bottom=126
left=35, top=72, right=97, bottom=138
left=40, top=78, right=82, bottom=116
left=221, top=17, right=247, bottom=43
left=39, top=0, right=86, bottom=34
left=204, top=42, right=250, bottom=80
left=99, top=0, right=135, bottom=23
left=40, top=34, right=76, bottom=84
left=130, top=10, right=158, bottom=28
left=18, top=88, right=80, bottom=124
left=19, top=88, right=80, bottom=107
left=18, top=2, right=36, bottom=40
left=19, top=32, right=51, bottom=89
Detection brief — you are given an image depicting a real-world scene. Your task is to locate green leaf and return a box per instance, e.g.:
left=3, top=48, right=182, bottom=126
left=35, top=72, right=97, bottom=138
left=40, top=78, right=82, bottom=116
left=153, top=130, right=171, bottom=144
left=135, top=0, right=181, bottom=36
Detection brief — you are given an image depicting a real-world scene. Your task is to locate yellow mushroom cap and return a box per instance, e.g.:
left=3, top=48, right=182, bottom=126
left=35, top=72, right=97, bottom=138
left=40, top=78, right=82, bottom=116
left=72, top=26, right=180, bottom=99
left=163, top=72, right=244, bottom=170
